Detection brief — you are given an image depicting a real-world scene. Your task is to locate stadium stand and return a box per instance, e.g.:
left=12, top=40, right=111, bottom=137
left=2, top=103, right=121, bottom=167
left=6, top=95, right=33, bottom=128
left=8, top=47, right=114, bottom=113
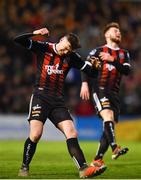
left=0, top=0, right=141, bottom=115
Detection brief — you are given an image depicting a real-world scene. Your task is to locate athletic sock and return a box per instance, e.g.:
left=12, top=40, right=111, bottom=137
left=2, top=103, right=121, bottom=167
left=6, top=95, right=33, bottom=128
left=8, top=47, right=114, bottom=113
left=66, top=138, right=86, bottom=169
left=104, top=121, right=117, bottom=151
left=95, top=132, right=109, bottom=160
left=22, top=137, right=37, bottom=167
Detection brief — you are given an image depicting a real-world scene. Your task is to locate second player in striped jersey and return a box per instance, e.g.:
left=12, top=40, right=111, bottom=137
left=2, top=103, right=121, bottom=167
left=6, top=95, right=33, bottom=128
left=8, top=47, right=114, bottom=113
left=80, top=22, right=131, bottom=169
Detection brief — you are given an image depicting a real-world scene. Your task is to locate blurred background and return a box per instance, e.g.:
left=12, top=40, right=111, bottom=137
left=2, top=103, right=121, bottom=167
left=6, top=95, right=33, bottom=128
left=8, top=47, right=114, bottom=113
left=0, top=0, right=141, bottom=140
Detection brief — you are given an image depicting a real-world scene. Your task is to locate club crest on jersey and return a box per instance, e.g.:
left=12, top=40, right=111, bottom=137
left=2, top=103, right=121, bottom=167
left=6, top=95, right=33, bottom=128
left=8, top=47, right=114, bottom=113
left=105, top=64, right=115, bottom=71
left=45, top=63, right=63, bottom=75
left=119, top=52, right=124, bottom=59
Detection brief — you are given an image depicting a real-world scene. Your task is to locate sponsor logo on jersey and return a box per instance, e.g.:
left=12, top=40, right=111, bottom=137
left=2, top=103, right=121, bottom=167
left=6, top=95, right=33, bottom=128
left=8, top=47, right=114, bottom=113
left=32, top=114, right=40, bottom=117
left=100, top=97, right=109, bottom=103
left=105, top=64, right=115, bottom=71
left=32, top=110, right=41, bottom=114
left=45, top=63, right=63, bottom=75
left=32, top=110, right=41, bottom=117
left=32, top=104, right=41, bottom=117
left=101, top=102, right=110, bottom=107
left=32, top=104, right=41, bottom=111
left=100, top=97, right=110, bottom=108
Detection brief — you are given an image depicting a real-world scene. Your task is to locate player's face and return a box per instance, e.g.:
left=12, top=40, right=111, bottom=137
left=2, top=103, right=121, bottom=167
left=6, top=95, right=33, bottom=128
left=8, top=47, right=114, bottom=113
left=106, top=27, right=122, bottom=43
left=56, top=37, right=72, bottom=56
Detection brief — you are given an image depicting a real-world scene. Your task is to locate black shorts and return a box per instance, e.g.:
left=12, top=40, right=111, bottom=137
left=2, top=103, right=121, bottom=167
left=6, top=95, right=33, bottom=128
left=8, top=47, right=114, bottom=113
left=92, top=92, right=120, bottom=122
left=27, top=94, right=73, bottom=126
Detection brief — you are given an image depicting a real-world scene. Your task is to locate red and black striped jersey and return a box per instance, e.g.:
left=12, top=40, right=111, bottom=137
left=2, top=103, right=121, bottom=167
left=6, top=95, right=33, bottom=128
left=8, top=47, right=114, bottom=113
left=82, top=44, right=131, bottom=95
left=14, top=33, right=98, bottom=98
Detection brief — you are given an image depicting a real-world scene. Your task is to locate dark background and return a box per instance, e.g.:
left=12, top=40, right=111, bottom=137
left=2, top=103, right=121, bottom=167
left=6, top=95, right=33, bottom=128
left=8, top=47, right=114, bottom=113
left=0, top=0, right=141, bottom=115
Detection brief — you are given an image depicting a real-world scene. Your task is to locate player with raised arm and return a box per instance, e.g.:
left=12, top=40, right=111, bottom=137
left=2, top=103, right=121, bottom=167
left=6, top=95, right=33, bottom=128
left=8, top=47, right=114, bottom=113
left=80, top=22, right=131, bottom=168
left=14, top=28, right=106, bottom=178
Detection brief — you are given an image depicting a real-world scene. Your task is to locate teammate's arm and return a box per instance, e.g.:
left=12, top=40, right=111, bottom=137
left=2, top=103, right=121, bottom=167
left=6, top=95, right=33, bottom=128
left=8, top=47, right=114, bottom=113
left=80, top=81, right=90, bottom=100
left=70, top=52, right=98, bottom=78
left=80, top=49, right=100, bottom=100
left=80, top=58, right=90, bottom=100
left=99, top=51, right=131, bottom=75
left=14, top=28, right=49, bottom=52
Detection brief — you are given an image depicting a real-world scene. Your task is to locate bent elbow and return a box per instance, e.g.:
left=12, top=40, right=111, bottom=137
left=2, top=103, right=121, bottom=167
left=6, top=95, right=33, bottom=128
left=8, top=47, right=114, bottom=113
left=13, top=36, right=20, bottom=44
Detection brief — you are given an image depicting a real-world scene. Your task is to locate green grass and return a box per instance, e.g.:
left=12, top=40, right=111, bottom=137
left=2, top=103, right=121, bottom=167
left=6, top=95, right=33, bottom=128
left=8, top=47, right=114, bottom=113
left=0, top=140, right=141, bottom=179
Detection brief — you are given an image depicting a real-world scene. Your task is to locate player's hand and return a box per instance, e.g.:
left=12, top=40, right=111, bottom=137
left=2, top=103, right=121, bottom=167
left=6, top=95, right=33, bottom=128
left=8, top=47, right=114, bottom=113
left=80, top=82, right=90, bottom=100
left=89, top=56, right=101, bottom=69
left=33, top=28, right=49, bottom=36
left=99, top=52, right=114, bottom=62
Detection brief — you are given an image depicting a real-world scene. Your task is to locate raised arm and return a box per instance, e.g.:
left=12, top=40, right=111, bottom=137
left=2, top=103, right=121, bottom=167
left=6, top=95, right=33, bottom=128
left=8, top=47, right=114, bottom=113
left=14, top=28, right=49, bottom=52
left=14, top=33, right=35, bottom=48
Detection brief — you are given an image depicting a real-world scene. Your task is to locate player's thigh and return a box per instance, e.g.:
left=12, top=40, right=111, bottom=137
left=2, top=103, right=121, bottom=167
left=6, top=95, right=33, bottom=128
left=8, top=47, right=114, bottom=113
left=27, top=94, right=49, bottom=141
left=28, top=94, right=49, bottom=124
left=93, top=92, right=114, bottom=121
left=58, top=120, right=78, bottom=139
left=49, top=107, right=77, bottom=138
left=100, top=109, right=114, bottom=121
left=49, top=107, right=73, bottom=126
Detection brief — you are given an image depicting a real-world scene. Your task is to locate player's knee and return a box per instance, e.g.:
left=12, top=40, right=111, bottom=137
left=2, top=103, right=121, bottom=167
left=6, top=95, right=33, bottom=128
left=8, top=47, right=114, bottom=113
left=104, top=119, right=114, bottom=123
left=71, top=129, right=78, bottom=138
left=30, top=132, right=42, bottom=142
left=66, top=129, right=78, bottom=139
left=101, top=109, right=114, bottom=121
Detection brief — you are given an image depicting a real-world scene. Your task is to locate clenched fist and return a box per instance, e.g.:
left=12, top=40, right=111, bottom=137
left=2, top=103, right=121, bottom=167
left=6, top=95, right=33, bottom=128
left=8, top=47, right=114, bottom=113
left=89, top=56, right=102, bottom=69
left=33, top=28, right=49, bottom=36
left=99, top=52, right=114, bottom=62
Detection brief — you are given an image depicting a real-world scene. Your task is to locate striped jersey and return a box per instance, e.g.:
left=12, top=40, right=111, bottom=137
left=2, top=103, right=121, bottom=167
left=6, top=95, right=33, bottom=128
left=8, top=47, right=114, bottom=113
left=14, top=33, right=98, bottom=98
left=83, top=44, right=131, bottom=95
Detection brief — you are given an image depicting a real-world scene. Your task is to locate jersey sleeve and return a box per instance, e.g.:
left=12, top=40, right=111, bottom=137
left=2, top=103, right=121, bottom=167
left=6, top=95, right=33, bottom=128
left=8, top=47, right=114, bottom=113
left=111, top=50, right=131, bottom=75
left=14, top=33, right=48, bottom=53
left=69, top=52, right=98, bottom=78
left=81, top=49, right=99, bottom=82
left=87, top=48, right=99, bottom=60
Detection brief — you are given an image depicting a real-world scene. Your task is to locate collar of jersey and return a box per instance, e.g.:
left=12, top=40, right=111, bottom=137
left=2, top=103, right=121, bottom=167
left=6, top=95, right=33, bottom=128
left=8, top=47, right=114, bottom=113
left=105, top=44, right=120, bottom=50
left=53, top=43, right=59, bottom=55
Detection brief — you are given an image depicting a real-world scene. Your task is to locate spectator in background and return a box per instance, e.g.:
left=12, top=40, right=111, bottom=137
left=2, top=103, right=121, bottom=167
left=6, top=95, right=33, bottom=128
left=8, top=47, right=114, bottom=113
left=0, top=0, right=141, bottom=114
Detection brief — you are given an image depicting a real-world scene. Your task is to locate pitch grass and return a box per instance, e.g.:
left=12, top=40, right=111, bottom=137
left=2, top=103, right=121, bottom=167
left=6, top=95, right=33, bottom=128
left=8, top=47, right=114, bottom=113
left=0, top=140, right=141, bottom=179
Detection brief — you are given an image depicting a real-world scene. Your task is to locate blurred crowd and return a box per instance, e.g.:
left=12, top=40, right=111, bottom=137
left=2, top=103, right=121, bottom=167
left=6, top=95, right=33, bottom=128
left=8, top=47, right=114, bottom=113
left=0, top=0, right=141, bottom=115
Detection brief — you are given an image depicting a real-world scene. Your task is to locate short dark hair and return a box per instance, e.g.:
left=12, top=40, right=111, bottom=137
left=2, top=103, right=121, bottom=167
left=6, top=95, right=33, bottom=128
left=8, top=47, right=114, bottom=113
left=103, top=22, right=120, bottom=34
left=66, top=33, right=81, bottom=50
